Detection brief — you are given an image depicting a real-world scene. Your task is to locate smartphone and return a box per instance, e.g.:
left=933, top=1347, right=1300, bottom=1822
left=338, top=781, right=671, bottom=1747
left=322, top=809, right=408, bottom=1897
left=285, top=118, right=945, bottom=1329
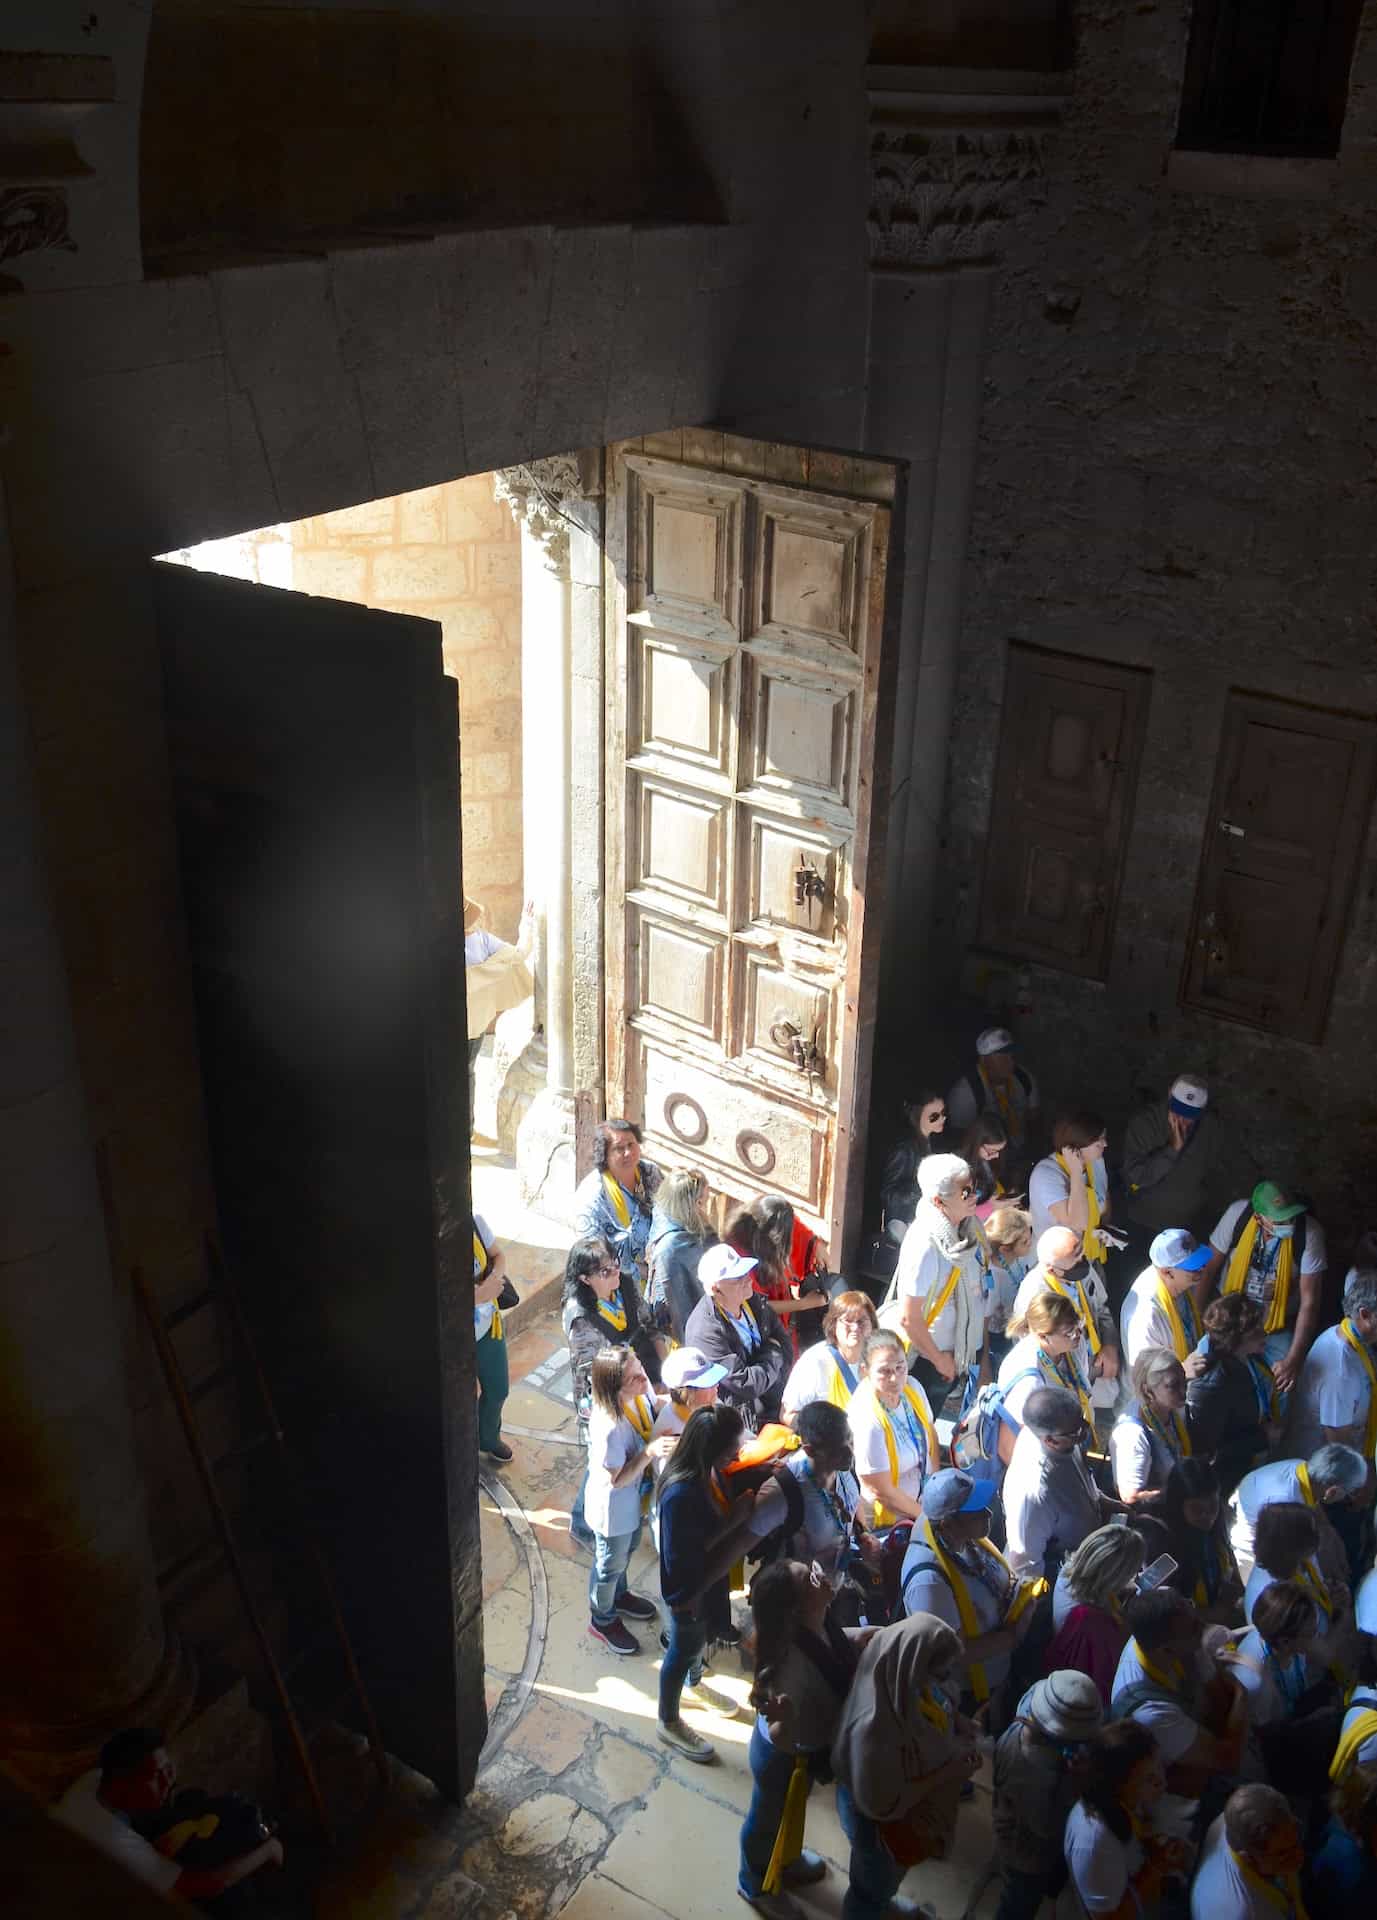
left=1135, top=1553, right=1178, bottom=1593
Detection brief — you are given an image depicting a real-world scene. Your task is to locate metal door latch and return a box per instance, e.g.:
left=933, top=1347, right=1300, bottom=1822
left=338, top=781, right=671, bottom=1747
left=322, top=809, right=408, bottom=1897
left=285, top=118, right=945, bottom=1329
left=769, top=1016, right=825, bottom=1092
left=1218, top=820, right=1246, bottom=838
left=793, top=855, right=827, bottom=925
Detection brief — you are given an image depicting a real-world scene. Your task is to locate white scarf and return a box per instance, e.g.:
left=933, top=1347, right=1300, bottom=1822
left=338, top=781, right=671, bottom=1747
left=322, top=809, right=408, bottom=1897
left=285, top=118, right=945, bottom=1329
left=914, top=1198, right=991, bottom=1373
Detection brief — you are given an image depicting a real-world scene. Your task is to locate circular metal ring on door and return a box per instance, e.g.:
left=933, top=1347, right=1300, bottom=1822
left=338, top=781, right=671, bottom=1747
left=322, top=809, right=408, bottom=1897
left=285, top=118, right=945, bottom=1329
left=664, top=1093, right=709, bottom=1147
left=735, top=1129, right=777, bottom=1178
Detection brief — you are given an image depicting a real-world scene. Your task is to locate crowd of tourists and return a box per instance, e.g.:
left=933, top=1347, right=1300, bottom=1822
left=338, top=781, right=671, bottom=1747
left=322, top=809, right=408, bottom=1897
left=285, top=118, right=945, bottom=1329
left=473, top=1032, right=1377, bottom=1919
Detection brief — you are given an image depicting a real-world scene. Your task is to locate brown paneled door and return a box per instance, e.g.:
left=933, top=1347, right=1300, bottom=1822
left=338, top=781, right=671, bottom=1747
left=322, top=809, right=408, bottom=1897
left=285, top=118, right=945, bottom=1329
left=1182, top=692, right=1377, bottom=1042
left=604, top=434, right=906, bottom=1272
left=978, top=644, right=1150, bottom=979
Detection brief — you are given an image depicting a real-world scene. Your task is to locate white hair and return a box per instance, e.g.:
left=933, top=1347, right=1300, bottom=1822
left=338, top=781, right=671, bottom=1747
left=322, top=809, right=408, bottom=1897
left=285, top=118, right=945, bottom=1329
left=918, top=1153, right=972, bottom=1206
left=1037, top=1225, right=1081, bottom=1266
left=1309, top=1442, right=1367, bottom=1496
left=1343, top=1268, right=1377, bottom=1319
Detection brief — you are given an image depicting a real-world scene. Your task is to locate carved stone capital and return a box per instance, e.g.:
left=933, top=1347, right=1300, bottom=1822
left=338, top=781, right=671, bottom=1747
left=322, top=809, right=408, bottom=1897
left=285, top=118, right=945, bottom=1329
left=492, top=454, right=590, bottom=573
left=866, top=68, right=1069, bottom=271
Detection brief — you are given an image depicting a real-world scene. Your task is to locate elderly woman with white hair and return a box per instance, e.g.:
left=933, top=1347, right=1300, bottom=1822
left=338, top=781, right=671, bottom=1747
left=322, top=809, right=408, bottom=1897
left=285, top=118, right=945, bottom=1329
left=891, top=1151, right=992, bottom=1411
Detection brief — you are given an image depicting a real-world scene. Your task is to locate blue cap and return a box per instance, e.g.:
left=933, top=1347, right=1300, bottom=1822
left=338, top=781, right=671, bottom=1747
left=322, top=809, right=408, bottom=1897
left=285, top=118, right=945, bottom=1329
left=923, top=1469, right=998, bottom=1523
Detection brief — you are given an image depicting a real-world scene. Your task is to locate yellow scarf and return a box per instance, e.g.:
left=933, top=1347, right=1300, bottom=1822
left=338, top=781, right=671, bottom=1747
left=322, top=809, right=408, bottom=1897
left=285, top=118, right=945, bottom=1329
left=917, top=1688, right=950, bottom=1733
left=870, top=1382, right=939, bottom=1527
left=1331, top=1695, right=1377, bottom=1781
left=474, top=1229, right=503, bottom=1340
left=918, top=1519, right=1041, bottom=1704
left=601, top=1170, right=638, bottom=1230
left=597, top=1292, right=629, bottom=1333
left=1043, top=1266, right=1102, bottom=1358
left=923, top=1261, right=961, bottom=1326
left=1153, top=1281, right=1197, bottom=1363
left=762, top=1754, right=812, bottom=1895
left=1296, top=1461, right=1317, bottom=1508
left=1223, top=1215, right=1294, bottom=1334
left=1043, top=1347, right=1094, bottom=1426
left=1055, top=1153, right=1107, bottom=1264
left=1337, top=1317, right=1377, bottom=1455
left=624, top=1395, right=654, bottom=1443
left=1140, top=1398, right=1192, bottom=1464
left=1230, top=1850, right=1309, bottom=1919
left=1132, top=1638, right=1185, bottom=1693
left=1296, top=1557, right=1333, bottom=1621
left=824, top=1352, right=856, bottom=1410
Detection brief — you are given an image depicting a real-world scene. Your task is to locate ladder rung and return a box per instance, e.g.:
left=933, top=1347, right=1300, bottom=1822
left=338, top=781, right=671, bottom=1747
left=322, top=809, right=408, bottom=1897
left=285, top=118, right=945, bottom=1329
left=165, top=1286, right=216, bottom=1332
left=211, top=1430, right=273, bottom=1473
left=189, top=1364, right=234, bottom=1403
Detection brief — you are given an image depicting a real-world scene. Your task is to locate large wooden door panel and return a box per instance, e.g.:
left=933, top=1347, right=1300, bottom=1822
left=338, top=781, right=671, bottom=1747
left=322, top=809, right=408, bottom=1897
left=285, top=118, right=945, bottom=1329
left=607, top=433, right=905, bottom=1261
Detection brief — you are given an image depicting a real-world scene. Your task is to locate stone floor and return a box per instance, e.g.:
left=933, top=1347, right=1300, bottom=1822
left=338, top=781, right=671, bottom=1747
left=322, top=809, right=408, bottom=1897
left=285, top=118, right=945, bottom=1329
left=311, top=1302, right=1006, bottom=1920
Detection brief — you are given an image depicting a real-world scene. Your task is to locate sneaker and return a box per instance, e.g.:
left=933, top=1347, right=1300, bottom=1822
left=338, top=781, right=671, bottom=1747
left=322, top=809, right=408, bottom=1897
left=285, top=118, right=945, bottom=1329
left=780, top=1851, right=827, bottom=1888
left=687, top=1673, right=745, bottom=1718
left=588, top=1617, right=639, bottom=1657
left=713, top=1621, right=743, bottom=1649
left=657, top=1717, right=716, bottom=1764
left=481, top=1439, right=513, bottom=1463
left=738, top=1892, right=803, bottom=1919
left=614, top=1591, right=659, bottom=1622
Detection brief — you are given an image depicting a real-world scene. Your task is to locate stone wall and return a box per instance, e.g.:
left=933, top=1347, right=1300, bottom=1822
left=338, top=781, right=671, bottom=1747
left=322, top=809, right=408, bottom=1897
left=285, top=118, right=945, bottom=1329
left=933, top=0, right=1377, bottom=1249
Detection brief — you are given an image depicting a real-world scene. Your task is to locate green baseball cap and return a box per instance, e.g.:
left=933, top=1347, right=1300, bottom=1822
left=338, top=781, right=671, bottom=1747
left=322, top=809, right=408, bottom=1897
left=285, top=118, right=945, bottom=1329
left=1252, top=1179, right=1305, bottom=1222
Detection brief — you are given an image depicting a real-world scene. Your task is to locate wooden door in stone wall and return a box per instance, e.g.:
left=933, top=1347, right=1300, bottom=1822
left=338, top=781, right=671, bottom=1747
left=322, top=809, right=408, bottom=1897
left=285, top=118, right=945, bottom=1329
left=605, top=433, right=906, bottom=1269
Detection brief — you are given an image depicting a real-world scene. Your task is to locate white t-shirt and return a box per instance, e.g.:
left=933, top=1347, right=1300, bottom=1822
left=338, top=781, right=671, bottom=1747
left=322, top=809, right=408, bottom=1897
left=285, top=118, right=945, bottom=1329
left=1287, top=1322, right=1375, bottom=1459
left=781, top=1342, right=855, bottom=1419
left=1209, top=1202, right=1325, bottom=1328
left=1338, top=1685, right=1377, bottom=1769
left=896, top=1226, right=988, bottom=1363
left=1227, top=1625, right=1304, bottom=1728
left=1120, top=1268, right=1200, bottom=1370
left=1110, top=1409, right=1179, bottom=1500
left=53, top=1771, right=182, bottom=1895
left=1028, top=1154, right=1108, bottom=1241
left=473, top=1210, right=497, bottom=1340
left=1002, top=1426, right=1101, bottom=1578
left=1064, top=1801, right=1143, bottom=1915
left=997, top=1334, right=1069, bottom=1428
left=1190, top=1812, right=1280, bottom=1920
left=1233, top=1458, right=1308, bottom=1557
left=583, top=1395, right=663, bottom=1538
left=1010, top=1266, right=1115, bottom=1410
left=1110, top=1637, right=1201, bottom=1763
left=1356, top=1566, right=1377, bottom=1635
left=849, top=1383, right=931, bottom=1510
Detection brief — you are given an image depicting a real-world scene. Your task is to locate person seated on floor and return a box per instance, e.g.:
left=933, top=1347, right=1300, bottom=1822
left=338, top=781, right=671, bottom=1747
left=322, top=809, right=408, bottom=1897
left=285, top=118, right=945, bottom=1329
left=583, top=1347, right=677, bottom=1658
left=848, top=1329, right=938, bottom=1532
left=53, top=1727, right=283, bottom=1906
left=645, top=1167, right=718, bottom=1343
left=893, top=1151, right=992, bottom=1412
left=1120, top=1228, right=1212, bottom=1376
left=1063, top=1718, right=1189, bottom=1920
left=1244, top=1501, right=1349, bottom=1685
left=573, top=1118, right=662, bottom=1290
left=1191, top=1783, right=1307, bottom=1920
left=1309, top=1758, right=1377, bottom=1908
left=992, top=1670, right=1104, bottom=1920
left=1111, top=1349, right=1192, bottom=1509
left=781, top=1290, right=878, bottom=1421
left=1111, top=1587, right=1248, bottom=1796
left=1003, top=1385, right=1110, bottom=1583
left=684, top=1243, right=792, bottom=1429
left=1187, top=1294, right=1280, bottom=1501
left=899, top=1468, right=1041, bottom=1722
left=1232, top=1438, right=1365, bottom=1566
left=1161, top=1458, right=1243, bottom=1626
left=879, top=1088, right=948, bottom=1243
left=1045, top=1524, right=1146, bottom=1707
left=737, top=1556, right=862, bottom=1918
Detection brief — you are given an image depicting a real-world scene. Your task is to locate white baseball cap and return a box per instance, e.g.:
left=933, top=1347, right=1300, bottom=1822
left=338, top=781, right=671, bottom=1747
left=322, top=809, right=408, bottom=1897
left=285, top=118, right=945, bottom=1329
left=1149, top=1228, right=1212, bottom=1273
left=976, top=1027, right=1014, bottom=1056
left=1169, top=1076, right=1209, bottom=1113
left=698, top=1244, right=758, bottom=1288
left=660, top=1346, right=729, bottom=1389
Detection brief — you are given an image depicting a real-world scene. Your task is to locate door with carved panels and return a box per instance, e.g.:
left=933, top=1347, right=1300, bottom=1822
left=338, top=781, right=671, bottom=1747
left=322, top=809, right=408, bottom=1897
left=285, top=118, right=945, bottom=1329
left=605, top=432, right=905, bottom=1264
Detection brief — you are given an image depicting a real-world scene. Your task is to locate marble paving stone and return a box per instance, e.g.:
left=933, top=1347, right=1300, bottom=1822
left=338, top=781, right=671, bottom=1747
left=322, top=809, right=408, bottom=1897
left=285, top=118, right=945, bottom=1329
left=573, top=1730, right=662, bottom=1818
left=482, top=1582, right=535, bottom=1677
left=505, top=1695, right=602, bottom=1777
left=595, top=1774, right=747, bottom=1915
left=553, top=1871, right=678, bottom=1920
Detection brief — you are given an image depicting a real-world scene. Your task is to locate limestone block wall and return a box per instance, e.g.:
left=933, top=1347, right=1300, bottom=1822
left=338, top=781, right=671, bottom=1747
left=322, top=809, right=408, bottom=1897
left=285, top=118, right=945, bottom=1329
left=933, top=0, right=1377, bottom=1244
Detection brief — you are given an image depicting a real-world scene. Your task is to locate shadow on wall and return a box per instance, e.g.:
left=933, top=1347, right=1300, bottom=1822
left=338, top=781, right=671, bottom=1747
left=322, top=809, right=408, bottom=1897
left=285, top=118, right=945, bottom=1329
left=139, top=1, right=724, bottom=272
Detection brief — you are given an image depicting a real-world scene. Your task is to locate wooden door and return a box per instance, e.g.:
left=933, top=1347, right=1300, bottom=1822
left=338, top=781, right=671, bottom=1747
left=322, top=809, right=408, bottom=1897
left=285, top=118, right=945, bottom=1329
left=977, top=644, right=1150, bottom=979
left=1182, top=691, right=1377, bottom=1042
left=154, top=562, right=482, bottom=1801
left=605, top=432, right=906, bottom=1269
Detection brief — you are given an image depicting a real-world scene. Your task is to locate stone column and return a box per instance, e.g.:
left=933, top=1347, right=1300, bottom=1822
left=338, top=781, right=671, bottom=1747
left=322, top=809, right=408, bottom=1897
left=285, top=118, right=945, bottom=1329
left=0, top=495, right=192, bottom=1794
left=492, top=455, right=602, bottom=1219
left=864, top=68, right=1067, bottom=1025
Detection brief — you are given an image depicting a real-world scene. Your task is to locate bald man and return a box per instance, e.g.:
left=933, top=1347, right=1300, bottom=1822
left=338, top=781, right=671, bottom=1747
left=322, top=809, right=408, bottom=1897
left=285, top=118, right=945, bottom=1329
left=1012, top=1227, right=1121, bottom=1405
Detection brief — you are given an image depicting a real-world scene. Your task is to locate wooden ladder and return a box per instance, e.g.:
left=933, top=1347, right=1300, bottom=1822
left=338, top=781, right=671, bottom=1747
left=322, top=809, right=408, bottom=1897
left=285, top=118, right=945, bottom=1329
left=132, top=1234, right=390, bottom=1840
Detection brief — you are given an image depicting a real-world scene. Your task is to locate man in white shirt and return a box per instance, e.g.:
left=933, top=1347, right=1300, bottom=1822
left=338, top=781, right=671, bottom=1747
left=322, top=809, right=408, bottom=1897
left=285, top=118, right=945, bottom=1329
left=894, top=1153, right=991, bottom=1408
left=1120, top=1229, right=1212, bottom=1375
left=1112, top=1589, right=1247, bottom=1792
left=1231, top=1442, right=1365, bottom=1567
left=1190, top=1785, right=1305, bottom=1920
left=53, top=1726, right=283, bottom=1902
left=1201, top=1180, right=1327, bottom=1392
left=1002, top=1386, right=1106, bottom=1580
left=1288, top=1266, right=1377, bottom=1459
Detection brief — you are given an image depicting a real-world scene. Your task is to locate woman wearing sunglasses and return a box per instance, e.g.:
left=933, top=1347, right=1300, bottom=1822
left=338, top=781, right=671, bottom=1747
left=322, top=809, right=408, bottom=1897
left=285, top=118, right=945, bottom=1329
left=561, top=1235, right=662, bottom=1550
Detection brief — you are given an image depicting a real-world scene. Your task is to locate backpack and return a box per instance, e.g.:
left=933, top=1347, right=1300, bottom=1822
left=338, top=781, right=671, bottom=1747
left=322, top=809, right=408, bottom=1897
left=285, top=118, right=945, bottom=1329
left=720, top=1422, right=808, bottom=1564
left=949, top=1367, right=1041, bottom=1477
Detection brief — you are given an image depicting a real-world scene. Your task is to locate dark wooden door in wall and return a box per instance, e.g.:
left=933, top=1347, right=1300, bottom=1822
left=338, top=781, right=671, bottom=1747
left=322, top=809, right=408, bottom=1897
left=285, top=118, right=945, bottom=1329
left=153, top=562, right=481, bottom=1801
left=977, top=644, right=1150, bottom=980
left=1182, top=692, right=1377, bottom=1043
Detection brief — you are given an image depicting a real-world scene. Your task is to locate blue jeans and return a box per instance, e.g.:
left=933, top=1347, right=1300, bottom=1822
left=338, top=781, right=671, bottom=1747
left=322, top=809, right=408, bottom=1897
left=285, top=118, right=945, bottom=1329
left=570, top=1471, right=593, bottom=1544
left=837, top=1783, right=903, bottom=1920
left=589, top=1521, right=642, bottom=1625
left=1263, top=1330, right=1294, bottom=1409
left=740, top=1722, right=810, bottom=1896
left=659, top=1609, right=708, bottom=1724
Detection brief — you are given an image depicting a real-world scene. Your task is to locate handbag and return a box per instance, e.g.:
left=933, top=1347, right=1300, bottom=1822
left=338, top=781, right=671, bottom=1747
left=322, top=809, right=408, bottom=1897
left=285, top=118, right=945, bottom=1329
left=497, top=1277, right=520, bottom=1312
